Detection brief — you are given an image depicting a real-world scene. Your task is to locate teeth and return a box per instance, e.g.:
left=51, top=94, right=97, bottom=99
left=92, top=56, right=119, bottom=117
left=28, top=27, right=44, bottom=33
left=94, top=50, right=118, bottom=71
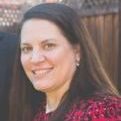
left=34, top=70, right=49, bottom=75
left=32, top=69, right=51, bottom=77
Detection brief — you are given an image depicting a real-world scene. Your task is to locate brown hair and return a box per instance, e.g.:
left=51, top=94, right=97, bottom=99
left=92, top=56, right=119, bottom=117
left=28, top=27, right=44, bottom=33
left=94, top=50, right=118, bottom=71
left=9, top=3, right=119, bottom=121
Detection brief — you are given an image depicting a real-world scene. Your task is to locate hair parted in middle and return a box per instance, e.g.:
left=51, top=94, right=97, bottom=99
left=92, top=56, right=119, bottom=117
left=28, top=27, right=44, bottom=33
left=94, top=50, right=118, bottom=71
left=9, top=3, right=119, bottom=121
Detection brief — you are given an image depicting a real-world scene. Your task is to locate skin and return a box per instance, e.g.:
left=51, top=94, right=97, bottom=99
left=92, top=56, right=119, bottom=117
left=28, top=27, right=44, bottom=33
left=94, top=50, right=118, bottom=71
left=20, top=19, right=80, bottom=113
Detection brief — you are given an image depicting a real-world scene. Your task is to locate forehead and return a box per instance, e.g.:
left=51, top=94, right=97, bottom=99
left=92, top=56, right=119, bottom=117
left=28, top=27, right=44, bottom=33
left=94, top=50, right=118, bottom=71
left=20, top=19, right=73, bottom=47
left=21, top=19, right=63, bottom=41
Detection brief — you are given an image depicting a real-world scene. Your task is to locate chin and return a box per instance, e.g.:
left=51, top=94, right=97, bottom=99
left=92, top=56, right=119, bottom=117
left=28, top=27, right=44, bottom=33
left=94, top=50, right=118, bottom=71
left=32, top=84, right=50, bottom=92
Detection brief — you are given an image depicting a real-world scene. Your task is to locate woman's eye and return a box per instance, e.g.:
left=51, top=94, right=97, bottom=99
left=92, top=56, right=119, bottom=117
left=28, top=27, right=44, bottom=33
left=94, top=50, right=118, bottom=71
left=21, top=46, right=32, bottom=54
left=43, top=43, right=56, bottom=50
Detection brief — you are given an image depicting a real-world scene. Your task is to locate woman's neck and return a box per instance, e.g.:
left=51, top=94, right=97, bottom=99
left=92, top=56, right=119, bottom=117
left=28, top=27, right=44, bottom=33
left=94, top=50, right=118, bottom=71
left=45, top=79, right=71, bottom=113
left=46, top=93, right=62, bottom=113
left=45, top=87, right=69, bottom=113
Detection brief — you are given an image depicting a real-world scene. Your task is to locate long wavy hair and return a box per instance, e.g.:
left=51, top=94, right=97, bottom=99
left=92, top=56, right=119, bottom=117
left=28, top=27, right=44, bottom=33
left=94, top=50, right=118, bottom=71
left=9, top=3, right=119, bottom=121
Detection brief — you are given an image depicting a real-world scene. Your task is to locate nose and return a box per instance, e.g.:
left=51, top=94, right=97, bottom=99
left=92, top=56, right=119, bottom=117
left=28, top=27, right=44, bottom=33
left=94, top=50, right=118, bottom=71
left=31, top=50, right=45, bottom=63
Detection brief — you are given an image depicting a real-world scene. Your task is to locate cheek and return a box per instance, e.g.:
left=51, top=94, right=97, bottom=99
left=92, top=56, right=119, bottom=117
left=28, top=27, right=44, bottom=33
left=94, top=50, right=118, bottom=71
left=52, top=52, right=76, bottom=88
left=21, top=54, right=30, bottom=69
left=52, top=48, right=76, bottom=72
left=53, top=45, right=76, bottom=66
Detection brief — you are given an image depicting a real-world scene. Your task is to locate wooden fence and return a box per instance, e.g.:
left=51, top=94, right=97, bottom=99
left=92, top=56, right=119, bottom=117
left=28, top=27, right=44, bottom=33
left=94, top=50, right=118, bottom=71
left=82, top=13, right=119, bottom=87
left=63, top=0, right=120, bottom=90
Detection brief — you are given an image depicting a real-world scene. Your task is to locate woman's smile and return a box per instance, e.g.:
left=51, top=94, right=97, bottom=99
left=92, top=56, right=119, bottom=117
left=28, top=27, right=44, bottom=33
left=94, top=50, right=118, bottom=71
left=32, top=67, right=53, bottom=79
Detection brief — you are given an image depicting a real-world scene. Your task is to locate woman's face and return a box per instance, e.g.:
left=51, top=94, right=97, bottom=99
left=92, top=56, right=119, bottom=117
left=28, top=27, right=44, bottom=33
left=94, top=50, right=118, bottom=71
left=20, top=19, right=80, bottom=93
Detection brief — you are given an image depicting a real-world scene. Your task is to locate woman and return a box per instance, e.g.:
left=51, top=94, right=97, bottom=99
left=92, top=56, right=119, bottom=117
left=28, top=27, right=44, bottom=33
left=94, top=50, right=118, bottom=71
left=9, top=3, right=121, bottom=121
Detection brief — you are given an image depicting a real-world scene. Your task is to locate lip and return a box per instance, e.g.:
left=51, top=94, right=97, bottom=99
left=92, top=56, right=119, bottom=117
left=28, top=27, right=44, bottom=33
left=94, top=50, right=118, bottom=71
left=32, top=67, right=53, bottom=78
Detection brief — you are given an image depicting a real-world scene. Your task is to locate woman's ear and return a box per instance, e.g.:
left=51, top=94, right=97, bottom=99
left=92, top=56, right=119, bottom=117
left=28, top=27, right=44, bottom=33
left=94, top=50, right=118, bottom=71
left=74, top=45, right=81, bottom=67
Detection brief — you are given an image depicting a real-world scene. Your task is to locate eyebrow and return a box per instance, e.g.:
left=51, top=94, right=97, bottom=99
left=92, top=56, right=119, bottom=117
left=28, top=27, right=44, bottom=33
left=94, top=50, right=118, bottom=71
left=20, top=43, right=30, bottom=46
left=41, top=39, right=56, bottom=44
left=21, top=38, right=56, bottom=44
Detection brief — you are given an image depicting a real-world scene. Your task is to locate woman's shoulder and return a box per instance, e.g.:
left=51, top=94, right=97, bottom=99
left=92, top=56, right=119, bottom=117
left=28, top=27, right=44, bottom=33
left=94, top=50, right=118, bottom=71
left=86, top=92, right=121, bottom=104
left=65, top=93, right=121, bottom=121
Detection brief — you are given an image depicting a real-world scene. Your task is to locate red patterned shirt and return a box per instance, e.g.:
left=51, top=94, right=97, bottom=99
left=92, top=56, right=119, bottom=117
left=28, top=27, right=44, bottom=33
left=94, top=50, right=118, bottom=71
left=33, top=94, right=121, bottom=121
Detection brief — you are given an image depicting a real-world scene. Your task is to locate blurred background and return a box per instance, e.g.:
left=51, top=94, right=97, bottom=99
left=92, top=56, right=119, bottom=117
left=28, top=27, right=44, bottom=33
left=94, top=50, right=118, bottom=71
left=0, top=0, right=120, bottom=93
left=0, top=0, right=63, bottom=33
